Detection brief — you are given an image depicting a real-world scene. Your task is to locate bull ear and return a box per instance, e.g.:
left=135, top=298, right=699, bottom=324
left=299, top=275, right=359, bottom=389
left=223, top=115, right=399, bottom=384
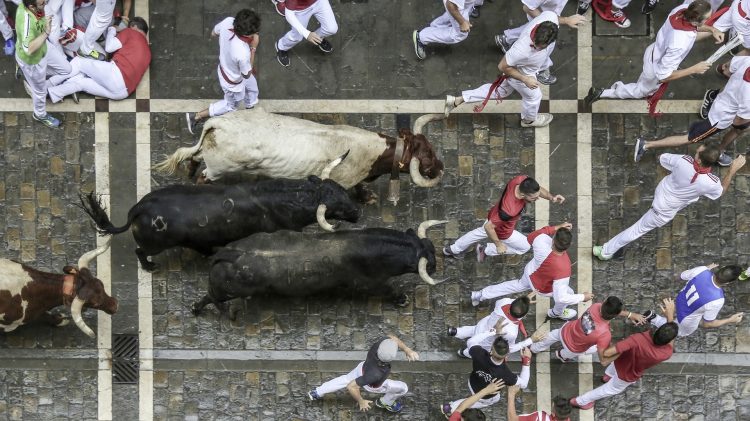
left=307, top=175, right=322, bottom=183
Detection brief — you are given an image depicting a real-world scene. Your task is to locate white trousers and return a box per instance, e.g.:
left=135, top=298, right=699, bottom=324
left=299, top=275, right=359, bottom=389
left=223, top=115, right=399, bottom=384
left=449, top=221, right=530, bottom=256
left=17, top=42, right=71, bottom=117
left=48, top=56, right=128, bottom=102
left=462, top=79, right=542, bottom=121
left=0, top=0, right=12, bottom=41
left=449, top=380, right=502, bottom=412
left=601, top=208, right=673, bottom=258
left=208, top=74, right=260, bottom=117
left=576, top=363, right=635, bottom=406
left=81, top=0, right=115, bottom=54
left=477, top=277, right=572, bottom=316
left=651, top=314, right=699, bottom=337
left=418, top=7, right=472, bottom=45
left=277, top=0, right=338, bottom=51
left=314, top=362, right=408, bottom=406
left=529, top=327, right=598, bottom=360
left=601, top=44, right=659, bottom=99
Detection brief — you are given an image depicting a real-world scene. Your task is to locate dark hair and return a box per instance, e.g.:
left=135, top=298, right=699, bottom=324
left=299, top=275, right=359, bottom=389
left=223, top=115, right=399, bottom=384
left=653, top=322, right=678, bottom=345
left=462, top=408, right=486, bottom=421
left=492, top=336, right=510, bottom=357
left=716, top=265, right=743, bottom=285
left=23, top=0, right=38, bottom=8
left=601, top=296, right=624, bottom=320
left=684, top=0, right=712, bottom=22
left=510, top=296, right=531, bottom=319
left=519, top=178, right=540, bottom=195
left=698, top=144, right=720, bottom=166
left=553, top=228, right=572, bottom=251
left=533, top=21, right=558, bottom=47
left=129, top=17, right=149, bottom=35
left=234, top=9, right=261, bottom=36
left=552, top=395, right=572, bottom=417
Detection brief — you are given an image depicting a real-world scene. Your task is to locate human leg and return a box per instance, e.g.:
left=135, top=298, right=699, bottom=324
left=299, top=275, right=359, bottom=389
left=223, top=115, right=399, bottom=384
left=449, top=224, right=488, bottom=255
left=18, top=57, right=49, bottom=118
left=314, top=362, right=363, bottom=396
left=244, top=75, right=259, bottom=108
left=208, top=88, right=244, bottom=118
left=529, top=328, right=562, bottom=353
left=81, top=0, right=115, bottom=55
left=366, top=379, right=408, bottom=406
left=475, top=278, right=532, bottom=303
left=277, top=8, right=314, bottom=51
left=511, top=78, right=543, bottom=123
left=455, top=325, right=479, bottom=340
left=600, top=208, right=671, bottom=258
left=461, top=80, right=514, bottom=103
left=575, top=364, right=635, bottom=406
left=312, top=0, right=338, bottom=39
left=45, top=41, right=72, bottom=77
left=499, top=230, right=531, bottom=255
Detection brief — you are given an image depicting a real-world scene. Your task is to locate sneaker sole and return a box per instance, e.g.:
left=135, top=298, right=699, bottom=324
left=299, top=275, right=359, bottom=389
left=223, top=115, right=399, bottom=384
left=634, top=137, right=644, bottom=162
left=412, top=31, right=425, bottom=60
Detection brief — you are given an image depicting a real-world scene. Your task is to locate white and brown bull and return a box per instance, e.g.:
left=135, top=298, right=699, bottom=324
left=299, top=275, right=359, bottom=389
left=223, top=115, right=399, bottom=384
left=0, top=238, right=117, bottom=338
left=153, top=108, right=446, bottom=201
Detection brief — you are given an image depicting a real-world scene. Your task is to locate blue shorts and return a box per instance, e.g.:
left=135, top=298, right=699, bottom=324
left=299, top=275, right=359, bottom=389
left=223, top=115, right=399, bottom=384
left=687, top=119, right=720, bottom=143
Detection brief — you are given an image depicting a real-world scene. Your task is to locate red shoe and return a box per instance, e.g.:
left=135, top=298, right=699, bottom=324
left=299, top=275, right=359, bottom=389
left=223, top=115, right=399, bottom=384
left=592, top=0, right=631, bottom=28
left=570, top=397, right=595, bottom=410
left=610, top=8, right=631, bottom=28
left=272, top=0, right=286, bottom=16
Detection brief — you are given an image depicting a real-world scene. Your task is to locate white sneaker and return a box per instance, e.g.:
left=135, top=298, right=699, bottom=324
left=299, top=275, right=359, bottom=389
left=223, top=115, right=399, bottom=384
left=445, top=95, right=456, bottom=117
left=521, top=113, right=553, bottom=128
left=548, top=308, right=577, bottom=320
left=471, top=291, right=481, bottom=307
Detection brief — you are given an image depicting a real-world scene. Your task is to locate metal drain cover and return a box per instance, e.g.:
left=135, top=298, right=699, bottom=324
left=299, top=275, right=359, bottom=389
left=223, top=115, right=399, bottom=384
left=112, top=334, right=139, bottom=384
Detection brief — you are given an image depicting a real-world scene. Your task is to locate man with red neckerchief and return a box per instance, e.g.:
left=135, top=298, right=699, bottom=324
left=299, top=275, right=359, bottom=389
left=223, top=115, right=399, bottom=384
left=593, top=144, right=745, bottom=261
left=507, top=385, right=573, bottom=421
left=711, top=0, right=750, bottom=61
left=584, top=1, right=722, bottom=113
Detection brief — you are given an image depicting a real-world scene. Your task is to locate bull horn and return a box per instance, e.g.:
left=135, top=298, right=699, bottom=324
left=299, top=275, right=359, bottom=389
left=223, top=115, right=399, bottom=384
left=417, top=219, right=449, bottom=239
left=409, top=158, right=443, bottom=188
left=418, top=258, right=436, bottom=285
left=316, top=204, right=336, bottom=232
left=77, top=236, right=113, bottom=269
left=70, top=297, right=95, bottom=338
left=412, top=113, right=445, bottom=135
left=320, top=150, right=350, bottom=180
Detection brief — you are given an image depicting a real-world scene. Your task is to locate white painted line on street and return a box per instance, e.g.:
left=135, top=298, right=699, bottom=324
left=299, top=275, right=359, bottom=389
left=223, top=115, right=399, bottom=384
left=94, top=112, right=113, bottom=421
left=534, top=125, right=552, bottom=414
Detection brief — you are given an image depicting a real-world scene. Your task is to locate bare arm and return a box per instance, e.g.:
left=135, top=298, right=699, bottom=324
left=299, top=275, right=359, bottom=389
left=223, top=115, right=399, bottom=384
left=539, top=186, right=565, bottom=203
left=659, top=62, right=711, bottom=83
left=346, top=380, right=372, bottom=411
left=522, top=5, right=542, bottom=18
left=600, top=344, right=620, bottom=365
left=456, top=380, right=505, bottom=415
left=701, top=313, right=744, bottom=328
left=506, top=385, right=522, bottom=421
left=121, top=0, right=132, bottom=20
left=26, top=18, right=50, bottom=55
left=446, top=2, right=471, bottom=32
left=720, top=155, right=746, bottom=196
left=483, top=220, right=507, bottom=254
left=387, top=334, right=419, bottom=361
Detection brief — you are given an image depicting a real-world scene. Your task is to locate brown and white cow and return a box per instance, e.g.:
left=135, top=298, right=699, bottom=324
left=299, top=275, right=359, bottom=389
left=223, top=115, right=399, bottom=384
left=153, top=109, right=446, bottom=199
left=0, top=237, right=117, bottom=338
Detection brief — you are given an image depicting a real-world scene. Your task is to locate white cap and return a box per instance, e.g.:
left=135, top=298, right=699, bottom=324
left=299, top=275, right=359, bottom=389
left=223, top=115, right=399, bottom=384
left=377, top=339, right=398, bottom=362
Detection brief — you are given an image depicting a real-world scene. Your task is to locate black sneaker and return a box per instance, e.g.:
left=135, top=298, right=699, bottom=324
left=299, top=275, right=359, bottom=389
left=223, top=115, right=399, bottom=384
left=443, top=246, right=464, bottom=260
left=641, top=0, right=658, bottom=14
left=186, top=112, right=197, bottom=134
left=447, top=326, right=457, bottom=336
left=457, top=347, right=469, bottom=358
left=584, top=87, right=604, bottom=108
left=275, top=42, right=290, bottom=67
left=577, top=0, right=591, bottom=15
left=470, top=5, right=481, bottom=18
left=634, top=136, right=647, bottom=163
left=700, top=89, right=719, bottom=119
left=642, top=310, right=657, bottom=324
left=318, top=38, right=333, bottom=53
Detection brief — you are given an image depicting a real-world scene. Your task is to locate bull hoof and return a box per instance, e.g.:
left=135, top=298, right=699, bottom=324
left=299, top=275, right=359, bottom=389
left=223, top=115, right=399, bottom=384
left=394, top=294, right=410, bottom=307
left=140, top=261, right=159, bottom=272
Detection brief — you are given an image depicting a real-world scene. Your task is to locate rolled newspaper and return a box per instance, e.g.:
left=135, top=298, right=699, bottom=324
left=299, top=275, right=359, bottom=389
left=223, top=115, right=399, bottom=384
left=706, top=34, right=744, bottom=65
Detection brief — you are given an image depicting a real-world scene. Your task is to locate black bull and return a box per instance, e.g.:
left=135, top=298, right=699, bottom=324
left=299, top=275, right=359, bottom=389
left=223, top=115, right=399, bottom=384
left=191, top=220, right=447, bottom=314
left=78, top=176, right=361, bottom=271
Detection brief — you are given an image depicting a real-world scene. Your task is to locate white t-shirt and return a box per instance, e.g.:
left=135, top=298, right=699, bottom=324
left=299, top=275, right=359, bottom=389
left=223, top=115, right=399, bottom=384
left=708, top=56, right=750, bottom=128
left=651, top=5, right=699, bottom=81
left=522, top=0, right=568, bottom=17
left=214, top=17, right=252, bottom=93
left=652, top=154, right=723, bottom=217
left=505, top=11, right=558, bottom=76
left=676, top=266, right=725, bottom=336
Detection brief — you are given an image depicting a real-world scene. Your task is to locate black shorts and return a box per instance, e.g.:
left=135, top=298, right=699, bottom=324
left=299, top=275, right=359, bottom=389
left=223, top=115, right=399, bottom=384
left=688, top=119, right=720, bottom=143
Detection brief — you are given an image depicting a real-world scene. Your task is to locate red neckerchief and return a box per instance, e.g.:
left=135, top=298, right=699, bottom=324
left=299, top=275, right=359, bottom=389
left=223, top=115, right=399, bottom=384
left=529, top=24, right=540, bottom=48
left=501, top=304, right=528, bottom=338
left=229, top=29, right=255, bottom=46
left=473, top=75, right=508, bottom=113
left=646, top=83, right=669, bottom=117
left=31, top=5, right=45, bottom=19
left=690, top=157, right=712, bottom=183
left=669, top=10, right=697, bottom=32
left=739, top=0, right=749, bottom=19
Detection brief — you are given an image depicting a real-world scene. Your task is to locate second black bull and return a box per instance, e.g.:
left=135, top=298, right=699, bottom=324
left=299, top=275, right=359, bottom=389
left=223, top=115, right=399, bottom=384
left=192, top=220, right=448, bottom=315
left=78, top=175, right=361, bottom=271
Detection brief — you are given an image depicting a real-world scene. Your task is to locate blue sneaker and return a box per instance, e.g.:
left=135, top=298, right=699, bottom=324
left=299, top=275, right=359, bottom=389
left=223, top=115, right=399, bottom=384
left=307, top=389, right=321, bottom=401
left=375, top=398, right=403, bottom=413
left=33, top=113, right=61, bottom=128
left=4, top=38, right=15, bottom=56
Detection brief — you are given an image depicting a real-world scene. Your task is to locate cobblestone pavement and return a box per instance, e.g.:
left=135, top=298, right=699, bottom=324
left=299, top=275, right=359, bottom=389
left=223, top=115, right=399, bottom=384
left=1, top=0, right=750, bottom=420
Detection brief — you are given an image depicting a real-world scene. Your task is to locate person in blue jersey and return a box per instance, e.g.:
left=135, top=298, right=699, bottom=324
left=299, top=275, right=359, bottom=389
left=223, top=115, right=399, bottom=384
left=642, top=264, right=745, bottom=337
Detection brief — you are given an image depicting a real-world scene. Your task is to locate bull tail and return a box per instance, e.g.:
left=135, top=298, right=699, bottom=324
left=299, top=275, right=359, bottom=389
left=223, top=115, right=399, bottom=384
left=152, top=133, right=206, bottom=176
left=77, top=191, right=133, bottom=235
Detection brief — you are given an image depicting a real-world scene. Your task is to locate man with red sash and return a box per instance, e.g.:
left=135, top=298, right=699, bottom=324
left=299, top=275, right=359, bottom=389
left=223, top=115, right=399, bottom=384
left=584, top=1, right=721, bottom=116
left=471, top=223, right=593, bottom=321
left=186, top=10, right=260, bottom=134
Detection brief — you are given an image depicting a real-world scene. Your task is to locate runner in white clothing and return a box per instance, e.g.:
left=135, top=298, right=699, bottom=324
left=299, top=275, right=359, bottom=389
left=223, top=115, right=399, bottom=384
left=0, top=0, right=19, bottom=55
left=585, top=1, right=721, bottom=109
left=77, top=0, right=115, bottom=60
left=593, top=144, right=746, bottom=260
left=712, top=0, right=750, bottom=66
left=412, top=0, right=474, bottom=60
left=274, top=0, right=337, bottom=67
left=443, top=11, right=560, bottom=127
left=186, top=10, right=261, bottom=134
left=642, top=264, right=745, bottom=337
left=635, top=56, right=750, bottom=166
